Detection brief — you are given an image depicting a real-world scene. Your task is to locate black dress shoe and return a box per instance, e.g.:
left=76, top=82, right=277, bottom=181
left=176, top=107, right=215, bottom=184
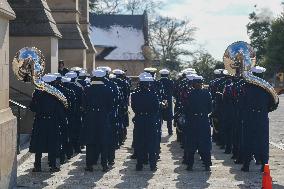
left=130, top=154, right=137, bottom=159
left=50, top=167, right=60, bottom=172
left=186, top=166, right=193, bottom=171
left=234, top=159, right=243, bottom=164
left=85, top=167, right=94, bottom=172
left=205, top=166, right=211, bottom=171
left=32, top=167, right=42, bottom=172
left=241, top=166, right=249, bottom=172
left=102, top=166, right=109, bottom=172
left=60, top=159, right=66, bottom=165
left=150, top=167, right=157, bottom=172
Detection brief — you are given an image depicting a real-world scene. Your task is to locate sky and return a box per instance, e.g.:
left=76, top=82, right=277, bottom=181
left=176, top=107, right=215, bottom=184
left=159, top=0, right=283, bottom=61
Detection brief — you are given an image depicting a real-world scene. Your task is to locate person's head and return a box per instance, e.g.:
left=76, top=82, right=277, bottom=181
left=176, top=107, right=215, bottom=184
left=65, top=71, right=78, bottom=82
left=92, top=69, right=107, bottom=81
left=113, top=69, right=125, bottom=79
left=58, top=60, right=64, bottom=70
left=139, top=72, right=153, bottom=90
left=42, top=74, right=57, bottom=86
left=78, top=69, right=87, bottom=79
left=251, top=66, right=266, bottom=79
left=53, top=73, right=62, bottom=85
left=159, top=69, right=170, bottom=78
left=192, top=76, right=203, bottom=89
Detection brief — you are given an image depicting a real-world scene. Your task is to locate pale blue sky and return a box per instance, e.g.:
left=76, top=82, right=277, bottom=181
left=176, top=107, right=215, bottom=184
left=159, top=0, right=283, bottom=60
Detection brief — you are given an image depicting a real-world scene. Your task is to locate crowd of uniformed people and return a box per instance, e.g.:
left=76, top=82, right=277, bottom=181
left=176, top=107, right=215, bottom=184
left=28, top=60, right=275, bottom=173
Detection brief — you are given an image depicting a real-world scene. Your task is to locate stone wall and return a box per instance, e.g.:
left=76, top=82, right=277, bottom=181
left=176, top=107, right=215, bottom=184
left=0, top=2, right=17, bottom=188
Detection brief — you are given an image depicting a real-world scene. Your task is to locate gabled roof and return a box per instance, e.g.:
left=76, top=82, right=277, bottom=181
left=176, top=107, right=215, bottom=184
left=8, top=0, right=62, bottom=38
left=89, top=13, right=149, bottom=61
left=90, top=14, right=145, bottom=30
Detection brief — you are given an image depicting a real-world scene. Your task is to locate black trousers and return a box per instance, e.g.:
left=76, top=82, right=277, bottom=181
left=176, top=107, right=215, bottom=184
left=86, top=144, right=108, bottom=167
left=188, top=151, right=211, bottom=167
left=34, top=151, right=56, bottom=168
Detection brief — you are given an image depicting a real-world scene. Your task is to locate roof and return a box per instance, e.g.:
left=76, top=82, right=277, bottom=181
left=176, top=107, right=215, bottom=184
left=90, top=14, right=145, bottom=30
left=8, top=0, right=62, bottom=38
left=89, top=13, right=148, bottom=61
left=56, top=24, right=88, bottom=49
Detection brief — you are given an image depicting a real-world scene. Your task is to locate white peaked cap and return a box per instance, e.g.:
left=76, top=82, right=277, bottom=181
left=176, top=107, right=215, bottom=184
left=42, top=74, right=57, bottom=83
left=53, top=72, right=62, bottom=77
left=92, top=69, right=106, bottom=78
left=70, top=67, right=83, bottom=72
left=61, top=76, right=71, bottom=83
left=79, top=69, right=87, bottom=76
left=97, top=66, right=112, bottom=72
left=214, top=69, right=222, bottom=75
left=159, top=69, right=170, bottom=75
left=251, top=66, right=266, bottom=73
left=139, top=72, right=154, bottom=81
left=65, top=71, right=78, bottom=79
left=223, top=70, right=229, bottom=75
left=182, top=68, right=197, bottom=74
left=144, top=67, right=157, bottom=73
left=113, top=69, right=125, bottom=75
left=109, top=74, right=117, bottom=79
left=186, top=74, right=198, bottom=81
left=193, top=75, right=204, bottom=80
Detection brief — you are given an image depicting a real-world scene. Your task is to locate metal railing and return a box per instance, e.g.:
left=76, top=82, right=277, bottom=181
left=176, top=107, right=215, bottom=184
left=9, top=99, right=27, bottom=154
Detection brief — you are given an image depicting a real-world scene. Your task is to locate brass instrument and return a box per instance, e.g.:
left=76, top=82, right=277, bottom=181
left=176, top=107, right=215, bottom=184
left=12, top=47, right=68, bottom=108
left=223, top=41, right=279, bottom=110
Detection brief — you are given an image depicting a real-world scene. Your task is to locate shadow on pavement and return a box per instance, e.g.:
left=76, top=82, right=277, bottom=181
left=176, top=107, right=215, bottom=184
left=212, top=143, right=263, bottom=188
left=56, top=153, right=110, bottom=188
left=17, top=155, right=55, bottom=188
left=115, top=148, right=154, bottom=188
left=168, top=140, right=211, bottom=189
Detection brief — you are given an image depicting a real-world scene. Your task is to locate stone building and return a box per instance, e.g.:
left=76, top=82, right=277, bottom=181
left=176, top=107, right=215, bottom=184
left=8, top=0, right=62, bottom=97
left=46, top=0, right=92, bottom=70
left=89, top=12, right=151, bottom=76
left=79, top=0, right=96, bottom=72
left=0, top=1, right=17, bottom=189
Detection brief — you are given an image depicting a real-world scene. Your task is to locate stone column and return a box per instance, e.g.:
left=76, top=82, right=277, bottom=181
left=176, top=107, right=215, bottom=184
left=79, top=0, right=96, bottom=72
left=0, top=1, right=17, bottom=189
left=46, top=0, right=88, bottom=70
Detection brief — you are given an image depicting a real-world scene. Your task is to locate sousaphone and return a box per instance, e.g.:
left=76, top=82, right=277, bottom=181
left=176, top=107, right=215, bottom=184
left=223, top=41, right=279, bottom=111
left=12, top=47, right=68, bottom=108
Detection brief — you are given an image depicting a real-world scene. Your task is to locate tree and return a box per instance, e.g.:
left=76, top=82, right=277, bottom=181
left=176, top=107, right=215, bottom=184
left=265, top=14, right=284, bottom=75
left=190, top=52, right=222, bottom=83
left=246, top=8, right=272, bottom=62
left=89, top=0, right=123, bottom=14
left=125, top=0, right=162, bottom=15
left=149, top=16, right=196, bottom=71
left=89, top=0, right=162, bottom=15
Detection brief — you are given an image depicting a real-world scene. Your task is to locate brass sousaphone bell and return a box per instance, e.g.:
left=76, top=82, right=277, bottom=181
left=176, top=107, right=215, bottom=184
left=12, top=47, right=68, bottom=108
left=223, top=41, right=279, bottom=111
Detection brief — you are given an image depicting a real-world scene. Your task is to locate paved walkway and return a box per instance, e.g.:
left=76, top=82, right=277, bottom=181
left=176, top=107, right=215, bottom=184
left=17, top=112, right=284, bottom=189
